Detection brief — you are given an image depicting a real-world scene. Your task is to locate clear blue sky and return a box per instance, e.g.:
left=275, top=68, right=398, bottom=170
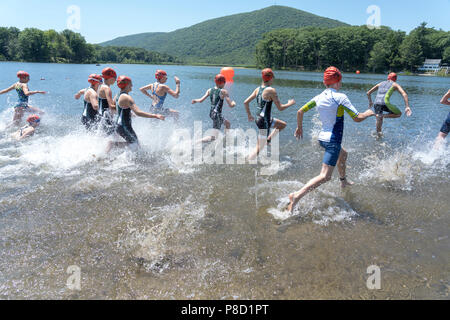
left=0, top=0, right=448, bottom=43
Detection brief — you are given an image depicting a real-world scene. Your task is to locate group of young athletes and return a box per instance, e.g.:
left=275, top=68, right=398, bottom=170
left=1, top=66, right=449, bottom=212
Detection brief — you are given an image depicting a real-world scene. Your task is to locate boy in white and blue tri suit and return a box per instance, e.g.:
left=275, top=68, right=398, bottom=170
left=288, top=67, right=375, bottom=213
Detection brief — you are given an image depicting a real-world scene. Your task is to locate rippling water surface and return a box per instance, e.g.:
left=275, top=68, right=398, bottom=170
left=0, top=62, right=449, bottom=299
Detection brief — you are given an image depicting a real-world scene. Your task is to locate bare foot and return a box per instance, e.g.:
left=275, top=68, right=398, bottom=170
left=246, top=151, right=258, bottom=162
left=341, top=178, right=354, bottom=189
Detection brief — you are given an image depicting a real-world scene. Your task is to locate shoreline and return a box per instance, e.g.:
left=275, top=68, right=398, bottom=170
left=0, top=60, right=448, bottom=78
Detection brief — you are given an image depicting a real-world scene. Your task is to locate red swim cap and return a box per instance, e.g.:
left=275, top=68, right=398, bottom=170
left=88, top=74, right=103, bottom=85
left=155, top=70, right=167, bottom=81
left=27, top=114, right=40, bottom=123
left=117, top=75, right=132, bottom=89
left=17, top=71, right=30, bottom=79
left=388, top=72, right=397, bottom=82
left=262, top=68, right=274, bottom=82
left=324, top=67, right=342, bottom=85
left=102, top=67, right=117, bottom=80
left=215, top=74, right=226, bottom=85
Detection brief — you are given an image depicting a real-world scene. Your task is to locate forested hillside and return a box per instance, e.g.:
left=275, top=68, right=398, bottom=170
left=100, top=5, right=348, bottom=65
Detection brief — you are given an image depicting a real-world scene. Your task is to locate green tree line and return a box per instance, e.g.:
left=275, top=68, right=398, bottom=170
left=0, top=27, right=180, bottom=64
left=256, top=23, right=450, bottom=72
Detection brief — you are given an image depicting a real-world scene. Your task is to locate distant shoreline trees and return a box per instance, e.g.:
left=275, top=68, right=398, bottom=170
left=0, top=24, right=448, bottom=74
left=0, top=27, right=181, bottom=65
left=255, top=23, right=449, bottom=73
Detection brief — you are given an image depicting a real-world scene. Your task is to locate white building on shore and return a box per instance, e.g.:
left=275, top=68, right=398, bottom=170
left=418, top=59, right=449, bottom=74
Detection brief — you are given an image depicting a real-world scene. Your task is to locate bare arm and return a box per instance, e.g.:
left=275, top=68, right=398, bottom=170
left=22, top=84, right=46, bottom=96
left=394, top=83, right=411, bottom=116
left=74, top=89, right=86, bottom=100
left=0, top=84, right=16, bottom=95
left=353, top=109, right=375, bottom=123
left=128, top=97, right=165, bottom=120
left=166, top=76, right=181, bottom=98
left=140, top=83, right=154, bottom=99
left=366, top=84, right=379, bottom=107
left=440, top=90, right=450, bottom=105
left=294, top=109, right=305, bottom=140
left=244, top=89, right=258, bottom=122
left=271, top=89, right=295, bottom=111
left=88, top=91, right=99, bottom=111
left=192, top=89, right=211, bottom=104
left=104, top=86, right=116, bottom=112
left=222, top=90, right=236, bottom=108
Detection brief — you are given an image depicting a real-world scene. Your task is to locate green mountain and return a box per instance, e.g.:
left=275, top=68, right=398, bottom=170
left=100, top=5, right=349, bottom=65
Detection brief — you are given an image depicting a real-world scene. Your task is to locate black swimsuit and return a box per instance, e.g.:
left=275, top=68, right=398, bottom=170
left=209, top=87, right=225, bottom=130
left=255, top=86, right=274, bottom=137
left=81, top=88, right=100, bottom=130
left=115, top=92, right=138, bottom=144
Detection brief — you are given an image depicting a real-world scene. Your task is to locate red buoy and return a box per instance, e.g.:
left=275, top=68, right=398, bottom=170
left=220, top=67, right=235, bottom=83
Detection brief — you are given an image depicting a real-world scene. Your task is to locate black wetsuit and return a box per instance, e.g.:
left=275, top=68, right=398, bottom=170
left=209, top=87, right=225, bottom=130
left=255, top=86, right=274, bottom=137
left=115, top=91, right=138, bottom=144
left=81, top=88, right=99, bottom=130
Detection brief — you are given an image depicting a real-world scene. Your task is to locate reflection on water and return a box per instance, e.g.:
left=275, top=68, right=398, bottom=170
left=0, top=62, right=449, bottom=299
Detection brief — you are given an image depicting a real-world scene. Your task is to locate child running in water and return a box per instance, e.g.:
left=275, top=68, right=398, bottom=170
left=140, top=70, right=180, bottom=121
left=106, top=76, right=165, bottom=152
left=0, top=71, right=46, bottom=126
left=191, top=74, right=236, bottom=143
left=12, top=114, right=41, bottom=140
left=287, top=67, right=375, bottom=213
left=366, top=73, right=412, bottom=136
left=74, top=74, right=103, bottom=130
left=98, top=67, right=117, bottom=135
left=244, top=68, right=296, bottom=160
left=434, top=89, right=450, bottom=148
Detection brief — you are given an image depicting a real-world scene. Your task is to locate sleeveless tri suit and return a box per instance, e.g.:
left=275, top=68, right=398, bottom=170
left=255, top=86, right=277, bottom=138
left=373, top=80, right=401, bottom=115
left=115, top=91, right=138, bottom=144
left=81, top=88, right=100, bottom=130
left=209, top=87, right=226, bottom=130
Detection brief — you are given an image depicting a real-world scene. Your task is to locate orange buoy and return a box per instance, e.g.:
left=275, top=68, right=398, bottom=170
left=220, top=67, right=235, bottom=83
left=356, top=70, right=361, bottom=74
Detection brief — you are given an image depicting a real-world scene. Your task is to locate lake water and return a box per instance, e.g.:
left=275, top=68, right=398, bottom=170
left=0, top=62, right=449, bottom=299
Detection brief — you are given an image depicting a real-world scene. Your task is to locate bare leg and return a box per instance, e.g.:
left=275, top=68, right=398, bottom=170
left=196, top=135, right=216, bottom=144
left=196, top=128, right=220, bottom=144
left=376, top=115, right=383, bottom=135
left=106, top=141, right=131, bottom=153
left=12, top=108, right=25, bottom=126
left=224, top=119, right=231, bottom=135
left=267, top=120, right=286, bottom=144
left=382, top=113, right=402, bottom=119
left=288, top=163, right=335, bottom=213
left=28, top=105, right=45, bottom=115
left=169, top=109, right=180, bottom=122
left=434, top=132, right=447, bottom=150
left=248, top=136, right=267, bottom=161
left=249, top=119, right=286, bottom=160
left=337, top=147, right=353, bottom=188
